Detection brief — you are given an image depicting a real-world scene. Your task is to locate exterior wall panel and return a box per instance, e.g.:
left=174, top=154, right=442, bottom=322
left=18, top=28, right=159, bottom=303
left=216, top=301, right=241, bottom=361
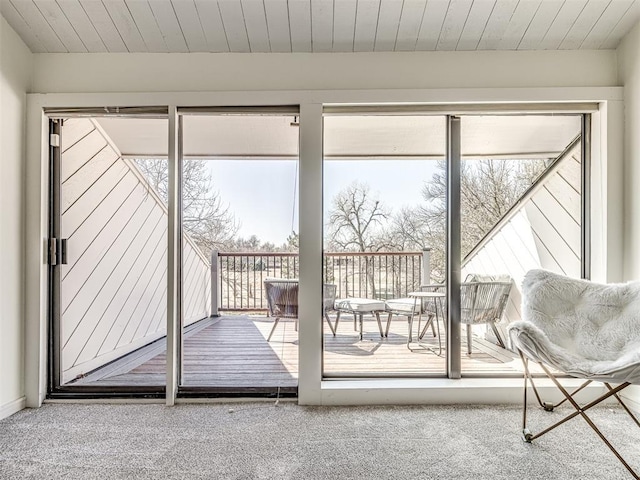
left=462, top=147, right=582, bottom=345
left=59, top=118, right=210, bottom=383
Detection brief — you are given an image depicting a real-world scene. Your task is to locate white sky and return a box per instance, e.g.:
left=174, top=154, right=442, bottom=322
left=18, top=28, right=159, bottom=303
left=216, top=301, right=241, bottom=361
left=208, top=159, right=439, bottom=245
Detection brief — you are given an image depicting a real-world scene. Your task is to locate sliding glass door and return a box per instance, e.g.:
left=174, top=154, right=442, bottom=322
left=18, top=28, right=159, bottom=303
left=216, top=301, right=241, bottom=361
left=178, top=109, right=300, bottom=395
left=321, top=110, right=589, bottom=379
left=322, top=114, right=448, bottom=377
left=49, top=113, right=169, bottom=393
left=46, top=105, right=591, bottom=397
left=459, top=114, right=585, bottom=375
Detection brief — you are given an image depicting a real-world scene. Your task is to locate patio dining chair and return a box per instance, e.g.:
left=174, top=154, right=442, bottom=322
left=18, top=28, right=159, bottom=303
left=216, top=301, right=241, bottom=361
left=508, top=269, right=640, bottom=479
left=264, top=278, right=298, bottom=342
left=264, top=279, right=338, bottom=341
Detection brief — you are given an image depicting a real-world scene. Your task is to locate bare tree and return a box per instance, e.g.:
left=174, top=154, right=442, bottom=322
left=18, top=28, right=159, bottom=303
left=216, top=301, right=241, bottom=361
left=134, top=158, right=239, bottom=258
left=392, top=158, right=548, bottom=282
left=286, top=231, right=299, bottom=250
left=327, top=182, right=391, bottom=252
left=327, top=182, right=393, bottom=297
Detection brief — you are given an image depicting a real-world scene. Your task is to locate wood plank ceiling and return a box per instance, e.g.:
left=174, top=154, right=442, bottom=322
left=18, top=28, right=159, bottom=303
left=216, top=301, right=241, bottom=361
left=2, top=0, right=639, bottom=54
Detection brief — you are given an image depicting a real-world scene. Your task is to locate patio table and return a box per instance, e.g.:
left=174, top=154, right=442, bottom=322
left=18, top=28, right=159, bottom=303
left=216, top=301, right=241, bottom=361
left=406, top=291, right=446, bottom=354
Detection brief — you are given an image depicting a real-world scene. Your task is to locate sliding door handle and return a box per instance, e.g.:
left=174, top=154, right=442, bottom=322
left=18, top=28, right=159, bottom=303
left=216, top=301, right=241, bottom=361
left=58, top=238, right=68, bottom=265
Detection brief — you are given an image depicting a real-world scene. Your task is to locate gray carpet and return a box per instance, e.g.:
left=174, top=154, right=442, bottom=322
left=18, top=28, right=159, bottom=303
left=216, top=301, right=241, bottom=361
left=0, top=402, right=638, bottom=479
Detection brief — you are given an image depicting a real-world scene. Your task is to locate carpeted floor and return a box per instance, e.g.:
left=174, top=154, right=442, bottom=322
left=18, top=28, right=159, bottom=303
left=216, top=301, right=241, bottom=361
left=0, top=402, right=637, bottom=479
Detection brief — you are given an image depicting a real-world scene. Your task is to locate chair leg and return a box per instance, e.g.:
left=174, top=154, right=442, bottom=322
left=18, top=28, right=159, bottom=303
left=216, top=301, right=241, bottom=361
left=407, top=314, right=414, bottom=346
left=489, top=321, right=506, bottom=348
left=334, top=311, right=341, bottom=332
left=518, top=350, right=639, bottom=479
left=522, top=355, right=529, bottom=436
left=605, top=383, right=640, bottom=428
left=418, top=313, right=435, bottom=340
left=466, top=324, right=472, bottom=354
left=384, top=313, right=393, bottom=337
left=374, top=312, right=383, bottom=337
left=324, top=312, right=336, bottom=336
left=267, top=317, right=281, bottom=342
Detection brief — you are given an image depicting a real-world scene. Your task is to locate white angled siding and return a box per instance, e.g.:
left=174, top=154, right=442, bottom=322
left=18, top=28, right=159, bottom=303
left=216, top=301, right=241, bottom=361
left=60, top=118, right=210, bottom=384
left=462, top=145, right=582, bottom=342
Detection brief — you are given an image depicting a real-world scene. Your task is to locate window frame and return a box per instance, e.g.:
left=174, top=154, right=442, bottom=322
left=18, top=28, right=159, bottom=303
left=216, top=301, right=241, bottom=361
left=25, top=88, right=622, bottom=407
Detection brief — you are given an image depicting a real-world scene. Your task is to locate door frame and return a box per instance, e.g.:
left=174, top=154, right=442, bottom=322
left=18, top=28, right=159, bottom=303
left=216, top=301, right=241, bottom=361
left=24, top=87, right=623, bottom=407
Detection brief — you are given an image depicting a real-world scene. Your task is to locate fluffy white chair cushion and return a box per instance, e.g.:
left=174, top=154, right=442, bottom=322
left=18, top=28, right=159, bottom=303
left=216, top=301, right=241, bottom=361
left=508, top=269, right=640, bottom=383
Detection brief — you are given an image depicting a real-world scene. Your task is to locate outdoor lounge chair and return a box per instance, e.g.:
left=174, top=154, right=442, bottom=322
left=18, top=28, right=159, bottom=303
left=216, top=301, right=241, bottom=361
left=460, top=274, right=512, bottom=354
left=264, top=279, right=337, bottom=341
left=419, top=275, right=512, bottom=354
left=508, top=269, right=640, bottom=479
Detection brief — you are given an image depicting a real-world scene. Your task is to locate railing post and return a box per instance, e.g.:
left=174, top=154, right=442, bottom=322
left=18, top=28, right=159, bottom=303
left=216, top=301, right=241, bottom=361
left=211, top=249, right=219, bottom=317
left=422, top=248, right=431, bottom=286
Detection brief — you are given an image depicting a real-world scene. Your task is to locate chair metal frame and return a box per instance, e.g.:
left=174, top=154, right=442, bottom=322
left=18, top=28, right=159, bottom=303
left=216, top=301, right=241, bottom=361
left=517, top=350, right=640, bottom=479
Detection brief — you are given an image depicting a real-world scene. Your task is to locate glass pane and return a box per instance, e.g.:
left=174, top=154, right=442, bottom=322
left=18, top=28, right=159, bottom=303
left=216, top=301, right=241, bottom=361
left=180, top=113, right=299, bottom=391
left=459, top=115, right=583, bottom=375
left=323, top=115, right=447, bottom=377
left=59, top=117, right=168, bottom=387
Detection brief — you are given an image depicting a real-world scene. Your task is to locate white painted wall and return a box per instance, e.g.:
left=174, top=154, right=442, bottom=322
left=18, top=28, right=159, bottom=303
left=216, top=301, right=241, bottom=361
left=0, top=16, right=32, bottom=419
left=619, top=21, right=640, bottom=281
left=31, top=50, right=617, bottom=93
left=617, top=19, right=640, bottom=409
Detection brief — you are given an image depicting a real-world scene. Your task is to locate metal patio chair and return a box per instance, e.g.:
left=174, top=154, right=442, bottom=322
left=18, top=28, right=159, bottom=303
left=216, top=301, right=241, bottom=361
left=460, top=275, right=512, bottom=354
left=264, top=279, right=337, bottom=341
left=264, top=279, right=298, bottom=342
left=508, top=269, right=640, bottom=479
left=419, top=275, right=512, bottom=354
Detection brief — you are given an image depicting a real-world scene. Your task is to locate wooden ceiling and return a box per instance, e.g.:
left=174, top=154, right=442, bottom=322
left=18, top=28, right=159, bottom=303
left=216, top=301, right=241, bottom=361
left=2, top=0, right=639, bottom=54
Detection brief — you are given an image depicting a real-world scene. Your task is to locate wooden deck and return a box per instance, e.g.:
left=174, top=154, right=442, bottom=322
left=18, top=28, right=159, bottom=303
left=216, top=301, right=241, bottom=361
left=74, top=313, right=532, bottom=389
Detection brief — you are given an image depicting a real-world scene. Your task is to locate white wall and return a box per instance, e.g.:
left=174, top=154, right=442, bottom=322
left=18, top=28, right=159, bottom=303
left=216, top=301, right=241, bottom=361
left=0, top=16, right=32, bottom=419
left=31, top=49, right=617, bottom=93
left=617, top=19, right=640, bottom=410
left=619, top=20, right=640, bottom=281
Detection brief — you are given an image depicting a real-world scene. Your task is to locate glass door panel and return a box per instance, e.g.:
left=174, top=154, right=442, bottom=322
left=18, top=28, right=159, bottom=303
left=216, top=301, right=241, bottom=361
left=55, top=116, right=168, bottom=389
left=179, top=112, right=300, bottom=393
left=322, top=114, right=447, bottom=377
left=459, top=114, right=583, bottom=375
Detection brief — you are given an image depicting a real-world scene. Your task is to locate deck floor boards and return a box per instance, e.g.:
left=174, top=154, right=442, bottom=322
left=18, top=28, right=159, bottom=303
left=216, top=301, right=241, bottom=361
left=76, top=314, right=534, bottom=388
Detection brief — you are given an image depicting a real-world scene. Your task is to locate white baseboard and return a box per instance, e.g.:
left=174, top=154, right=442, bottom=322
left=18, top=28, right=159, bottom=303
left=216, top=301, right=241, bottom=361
left=0, top=396, right=26, bottom=420
left=621, top=385, right=640, bottom=414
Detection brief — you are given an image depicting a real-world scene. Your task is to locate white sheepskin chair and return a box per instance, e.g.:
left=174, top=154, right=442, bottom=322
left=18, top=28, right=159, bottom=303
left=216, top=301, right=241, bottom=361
left=507, top=269, right=640, bottom=478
